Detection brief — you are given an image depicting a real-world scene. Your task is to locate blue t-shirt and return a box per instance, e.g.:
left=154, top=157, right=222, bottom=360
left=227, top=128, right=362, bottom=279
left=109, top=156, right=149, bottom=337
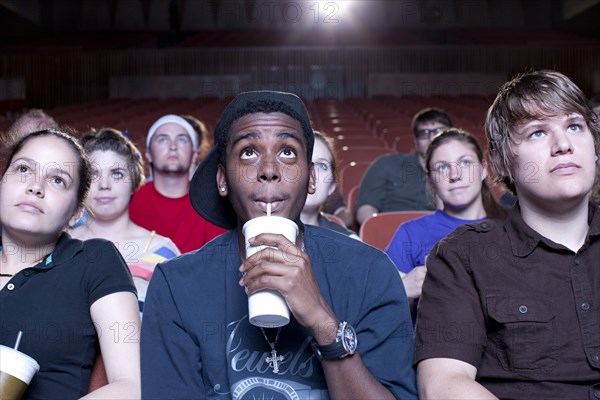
left=141, top=225, right=417, bottom=400
left=385, top=210, right=487, bottom=273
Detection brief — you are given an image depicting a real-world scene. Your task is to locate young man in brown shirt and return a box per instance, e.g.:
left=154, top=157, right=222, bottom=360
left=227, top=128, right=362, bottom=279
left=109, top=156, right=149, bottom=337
left=415, top=70, right=600, bottom=399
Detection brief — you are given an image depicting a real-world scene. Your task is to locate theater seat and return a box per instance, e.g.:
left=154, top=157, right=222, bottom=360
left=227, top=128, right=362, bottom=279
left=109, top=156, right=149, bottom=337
left=359, top=211, right=433, bottom=251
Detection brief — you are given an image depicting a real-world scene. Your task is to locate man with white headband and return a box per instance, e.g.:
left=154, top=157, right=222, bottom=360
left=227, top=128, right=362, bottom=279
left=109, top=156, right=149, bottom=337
left=129, top=114, right=226, bottom=253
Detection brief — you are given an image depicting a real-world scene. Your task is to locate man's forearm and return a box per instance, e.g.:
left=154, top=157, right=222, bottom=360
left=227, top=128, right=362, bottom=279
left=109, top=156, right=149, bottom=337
left=418, top=374, right=497, bottom=400
left=322, top=353, right=396, bottom=400
left=417, top=359, right=498, bottom=400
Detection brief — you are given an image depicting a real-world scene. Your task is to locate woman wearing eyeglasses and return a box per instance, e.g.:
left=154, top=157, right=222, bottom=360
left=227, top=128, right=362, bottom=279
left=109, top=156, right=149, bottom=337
left=385, top=128, right=507, bottom=321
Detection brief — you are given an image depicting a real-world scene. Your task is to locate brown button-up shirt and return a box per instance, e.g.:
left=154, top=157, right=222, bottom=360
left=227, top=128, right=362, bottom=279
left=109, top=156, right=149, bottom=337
left=415, top=205, right=600, bottom=399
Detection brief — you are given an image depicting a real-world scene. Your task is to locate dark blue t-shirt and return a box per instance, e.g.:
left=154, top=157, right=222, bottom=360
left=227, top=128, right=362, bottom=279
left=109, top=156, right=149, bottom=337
left=141, top=225, right=417, bottom=399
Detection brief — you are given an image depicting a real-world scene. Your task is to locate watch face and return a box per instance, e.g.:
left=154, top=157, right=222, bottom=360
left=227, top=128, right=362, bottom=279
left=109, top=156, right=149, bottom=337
left=341, top=324, right=357, bottom=353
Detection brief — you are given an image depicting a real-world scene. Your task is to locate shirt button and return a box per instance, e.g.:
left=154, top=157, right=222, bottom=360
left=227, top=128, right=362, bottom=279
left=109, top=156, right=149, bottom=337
left=581, top=302, right=591, bottom=311
left=592, top=355, right=600, bottom=363
left=574, top=258, right=580, bottom=266
left=518, top=305, right=528, bottom=314
left=7, top=283, right=15, bottom=290
left=594, top=390, right=600, bottom=399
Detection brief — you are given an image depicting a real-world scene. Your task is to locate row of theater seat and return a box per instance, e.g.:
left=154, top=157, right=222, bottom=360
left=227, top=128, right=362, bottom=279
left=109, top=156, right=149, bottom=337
left=2, top=95, right=497, bottom=218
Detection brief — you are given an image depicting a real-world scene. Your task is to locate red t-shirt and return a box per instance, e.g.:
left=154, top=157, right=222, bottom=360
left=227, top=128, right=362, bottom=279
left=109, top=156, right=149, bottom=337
left=129, top=182, right=228, bottom=253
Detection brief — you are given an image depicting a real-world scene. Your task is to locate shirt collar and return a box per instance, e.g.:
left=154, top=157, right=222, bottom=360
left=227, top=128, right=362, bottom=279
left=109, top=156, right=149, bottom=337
left=505, top=203, right=600, bottom=257
left=587, top=204, right=600, bottom=236
left=35, top=232, right=83, bottom=271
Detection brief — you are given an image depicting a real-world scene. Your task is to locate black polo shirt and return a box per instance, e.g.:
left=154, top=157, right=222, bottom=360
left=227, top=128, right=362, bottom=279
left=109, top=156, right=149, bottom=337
left=415, top=204, right=600, bottom=399
left=0, top=233, right=136, bottom=399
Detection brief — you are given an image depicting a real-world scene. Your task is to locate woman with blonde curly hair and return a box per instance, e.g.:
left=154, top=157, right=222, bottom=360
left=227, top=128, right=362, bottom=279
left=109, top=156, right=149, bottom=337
left=72, top=128, right=179, bottom=315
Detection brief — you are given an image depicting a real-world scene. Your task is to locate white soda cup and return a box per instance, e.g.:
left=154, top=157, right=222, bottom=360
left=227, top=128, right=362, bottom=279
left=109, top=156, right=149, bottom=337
left=242, top=216, right=299, bottom=328
left=0, top=345, right=40, bottom=400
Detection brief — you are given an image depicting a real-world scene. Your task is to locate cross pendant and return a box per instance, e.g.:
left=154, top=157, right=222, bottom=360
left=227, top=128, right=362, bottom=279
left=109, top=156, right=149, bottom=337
left=265, top=348, right=284, bottom=374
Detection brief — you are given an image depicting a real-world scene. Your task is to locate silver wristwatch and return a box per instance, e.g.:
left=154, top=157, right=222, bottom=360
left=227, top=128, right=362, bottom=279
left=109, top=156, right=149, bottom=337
left=311, top=321, right=358, bottom=361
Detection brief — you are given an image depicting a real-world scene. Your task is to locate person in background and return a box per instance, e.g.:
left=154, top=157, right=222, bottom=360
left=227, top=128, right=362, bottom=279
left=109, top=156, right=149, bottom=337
left=385, top=128, right=507, bottom=320
left=180, top=114, right=211, bottom=179
left=2, top=109, right=59, bottom=150
left=355, top=108, right=452, bottom=225
left=141, top=91, right=417, bottom=399
left=72, top=128, right=180, bottom=315
left=415, top=70, right=600, bottom=399
left=0, top=129, right=140, bottom=399
left=301, top=130, right=359, bottom=239
left=129, top=114, right=227, bottom=253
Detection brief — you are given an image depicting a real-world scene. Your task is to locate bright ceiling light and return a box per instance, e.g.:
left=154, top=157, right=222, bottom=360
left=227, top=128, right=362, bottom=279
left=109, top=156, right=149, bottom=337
left=313, top=1, right=354, bottom=15
left=308, top=0, right=355, bottom=25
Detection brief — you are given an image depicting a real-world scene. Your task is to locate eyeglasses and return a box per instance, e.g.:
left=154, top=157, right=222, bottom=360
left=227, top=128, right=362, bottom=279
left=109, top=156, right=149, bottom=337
left=415, top=127, right=444, bottom=140
left=430, top=159, right=475, bottom=175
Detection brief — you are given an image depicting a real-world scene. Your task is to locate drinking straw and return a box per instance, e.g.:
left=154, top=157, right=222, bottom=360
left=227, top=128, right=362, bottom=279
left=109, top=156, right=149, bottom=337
left=14, top=331, right=22, bottom=351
